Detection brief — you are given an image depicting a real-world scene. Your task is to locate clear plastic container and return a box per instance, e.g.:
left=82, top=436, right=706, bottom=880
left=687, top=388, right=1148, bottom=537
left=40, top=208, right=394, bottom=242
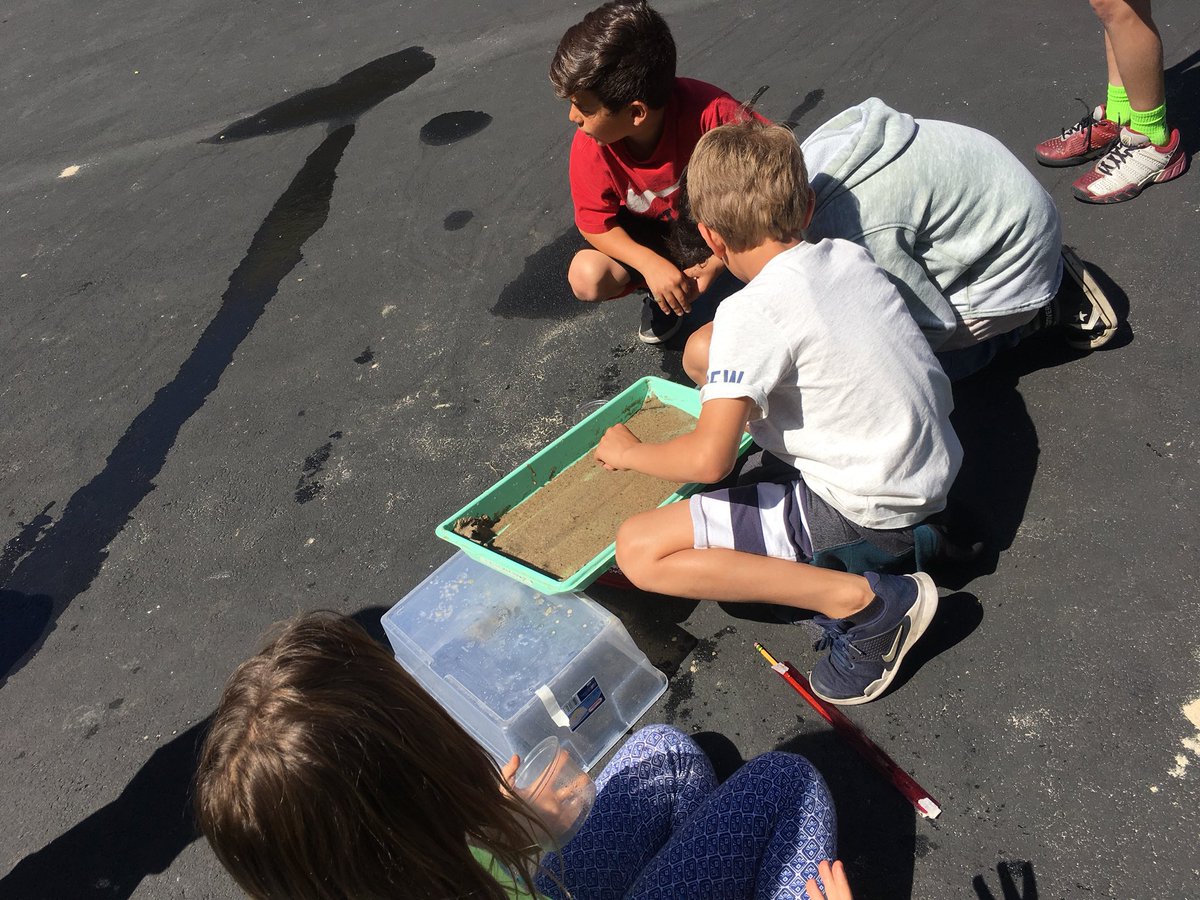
left=513, top=736, right=596, bottom=848
left=381, top=552, right=667, bottom=771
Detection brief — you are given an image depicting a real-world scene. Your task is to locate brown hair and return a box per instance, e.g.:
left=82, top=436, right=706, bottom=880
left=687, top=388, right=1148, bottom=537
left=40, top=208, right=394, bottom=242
left=687, top=122, right=811, bottom=253
left=549, top=0, right=676, bottom=110
left=194, top=611, right=546, bottom=900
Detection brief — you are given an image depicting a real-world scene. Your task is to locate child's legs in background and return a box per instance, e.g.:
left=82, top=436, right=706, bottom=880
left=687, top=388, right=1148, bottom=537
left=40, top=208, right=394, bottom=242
left=624, top=752, right=838, bottom=900
left=536, top=725, right=718, bottom=899
left=1095, top=0, right=1164, bottom=112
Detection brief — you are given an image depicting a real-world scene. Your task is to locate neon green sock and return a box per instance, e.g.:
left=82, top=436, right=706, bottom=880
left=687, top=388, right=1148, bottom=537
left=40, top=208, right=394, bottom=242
left=1129, top=103, right=1169, bottom=146
left=1105, top=84, right=1131, bottom=125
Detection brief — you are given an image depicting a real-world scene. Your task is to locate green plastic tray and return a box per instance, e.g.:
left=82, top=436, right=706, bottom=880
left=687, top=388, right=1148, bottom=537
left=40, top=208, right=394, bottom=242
left=435, top=376, right=751, bottom=594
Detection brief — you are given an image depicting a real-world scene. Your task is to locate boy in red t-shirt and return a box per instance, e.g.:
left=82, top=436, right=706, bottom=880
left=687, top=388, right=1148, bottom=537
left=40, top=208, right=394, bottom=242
left=549, top=0, right=763, bottom=344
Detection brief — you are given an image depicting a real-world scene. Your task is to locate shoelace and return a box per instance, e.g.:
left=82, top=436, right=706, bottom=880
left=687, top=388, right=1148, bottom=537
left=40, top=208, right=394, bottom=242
left=1059, top=98, right=1098, bottom=142
left=1096, top=139, right=1138, bottom=176
left=813, top=618, right=859, bottom=671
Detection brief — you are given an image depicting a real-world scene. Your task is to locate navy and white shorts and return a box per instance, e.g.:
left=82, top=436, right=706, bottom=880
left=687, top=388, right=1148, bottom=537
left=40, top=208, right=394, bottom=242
left=688, top=452, right=919, bottom=571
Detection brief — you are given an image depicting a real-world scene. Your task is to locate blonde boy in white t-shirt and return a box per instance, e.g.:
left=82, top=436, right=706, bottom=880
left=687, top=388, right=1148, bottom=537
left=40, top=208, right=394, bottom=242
left=595, top=122, right=962, bottom=705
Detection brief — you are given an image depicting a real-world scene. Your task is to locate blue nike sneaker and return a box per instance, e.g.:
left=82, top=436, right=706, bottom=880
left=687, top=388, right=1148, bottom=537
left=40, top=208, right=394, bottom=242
left=809, top=572, right=939, bottom=705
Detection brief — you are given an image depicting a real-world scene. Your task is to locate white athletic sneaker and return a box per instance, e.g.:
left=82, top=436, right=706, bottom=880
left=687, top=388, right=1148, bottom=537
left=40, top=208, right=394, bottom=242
left=1072, top=126, right=1188, bottom=204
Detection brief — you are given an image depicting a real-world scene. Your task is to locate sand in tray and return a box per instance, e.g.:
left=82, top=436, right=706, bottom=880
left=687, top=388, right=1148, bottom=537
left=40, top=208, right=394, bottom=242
left=462, top=399, right=698, bottom=580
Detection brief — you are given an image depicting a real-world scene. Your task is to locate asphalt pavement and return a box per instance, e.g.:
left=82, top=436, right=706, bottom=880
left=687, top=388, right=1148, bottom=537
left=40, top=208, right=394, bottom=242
left=2, top=1, right=1199, bottom=897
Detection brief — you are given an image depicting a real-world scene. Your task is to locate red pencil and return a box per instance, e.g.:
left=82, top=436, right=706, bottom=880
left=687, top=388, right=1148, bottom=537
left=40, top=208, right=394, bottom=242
left=755, top=641, right=941, bottom=819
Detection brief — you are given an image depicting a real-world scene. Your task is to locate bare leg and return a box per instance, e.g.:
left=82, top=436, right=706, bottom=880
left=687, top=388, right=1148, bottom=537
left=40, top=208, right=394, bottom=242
left=568, top=249, right=634, bottom=301
left=615, top=503, right=875, bottom=618
left=1104, top=31, right=1123, bottom=87
left=1092, top=0, right=1164, bottom=110
left=682, top=322, right=713, bottom=386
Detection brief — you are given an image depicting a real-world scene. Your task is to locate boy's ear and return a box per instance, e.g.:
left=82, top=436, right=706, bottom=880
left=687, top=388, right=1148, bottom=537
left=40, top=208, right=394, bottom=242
left=697, top=222, right=727, bottom=259
left=628, top=100, right=650, bottom=125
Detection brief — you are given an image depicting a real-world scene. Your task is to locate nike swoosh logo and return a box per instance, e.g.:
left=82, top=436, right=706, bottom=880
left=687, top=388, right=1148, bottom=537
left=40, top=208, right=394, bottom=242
left=624, top=180, right=681, bottom=213
left=881, top=617, right=911, bottom=668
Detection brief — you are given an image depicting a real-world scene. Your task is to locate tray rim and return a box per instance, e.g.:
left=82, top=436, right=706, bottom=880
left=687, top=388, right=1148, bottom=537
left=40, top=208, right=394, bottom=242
left=434, top=376, right=749, bottom=593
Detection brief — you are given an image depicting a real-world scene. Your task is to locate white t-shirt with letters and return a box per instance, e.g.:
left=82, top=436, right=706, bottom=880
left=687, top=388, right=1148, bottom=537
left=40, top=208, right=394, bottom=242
left=701, top=239, right=962, bottom=529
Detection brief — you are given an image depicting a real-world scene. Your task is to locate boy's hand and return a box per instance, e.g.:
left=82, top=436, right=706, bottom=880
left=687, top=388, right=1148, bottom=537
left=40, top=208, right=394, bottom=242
left=684, top=255, right=725, bottom=298
left=595, top=423, right=642, bottom=471
left=643, top=256, right=695, bottom=315
left=804, top=860, right=854, bottom=900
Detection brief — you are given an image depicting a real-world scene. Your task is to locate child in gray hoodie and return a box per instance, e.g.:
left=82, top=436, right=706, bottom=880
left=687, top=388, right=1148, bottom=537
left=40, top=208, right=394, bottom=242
left=682, top=99, right=1118, bottom=384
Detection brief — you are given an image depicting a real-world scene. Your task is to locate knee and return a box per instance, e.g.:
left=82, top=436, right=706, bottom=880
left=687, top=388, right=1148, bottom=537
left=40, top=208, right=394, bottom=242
left=740, top=753, right=829, bottom=799
left=682, top=328, right=712, bottom=387
left=629, top=723, right=692, bottom=748
left=615, top=516, right=661, bottom=590
left=568, top=252, right=616, bottom=301
left=739, top=748, right=835, bottom=806
left=1089, top=0, right=1136, bottom=27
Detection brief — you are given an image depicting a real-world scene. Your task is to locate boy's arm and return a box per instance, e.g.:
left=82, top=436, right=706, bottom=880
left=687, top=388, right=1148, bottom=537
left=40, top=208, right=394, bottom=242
left=570, top=138, right=696, bottom=312
left=595, top=396, right=753, bottom=484
left=582, top=226, right=697, bottom=313
left=683, top=254, right=726, bottom=297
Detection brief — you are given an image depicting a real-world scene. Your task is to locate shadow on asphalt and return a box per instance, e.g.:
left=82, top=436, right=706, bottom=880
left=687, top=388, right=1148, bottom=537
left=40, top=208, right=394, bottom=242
left=202, top=47, right=435, bottom=143
left=882, top=591, right=983, bottom=698
left=587, top=581, right=701, bottom=678
left=936, top=329, right=1109, bottom=591
left=1165, top=46, right=1200, bottom=158
left=690, top=729, right=746, bottom=782
left=491, top=227, right=585, bottom=321
left=0, top=717, right=211, bottom=899
left=419, top=110, right=493, bottom=146
left=973, top=859, right=1040, bottom=900
left=0, top=50, right=436, bottom=688
left=0, top=607, right=392, bottom=898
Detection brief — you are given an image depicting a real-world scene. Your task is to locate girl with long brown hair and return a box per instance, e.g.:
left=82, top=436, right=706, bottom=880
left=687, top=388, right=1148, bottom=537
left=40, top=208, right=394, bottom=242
left=195, top=611, right=847, bottom=899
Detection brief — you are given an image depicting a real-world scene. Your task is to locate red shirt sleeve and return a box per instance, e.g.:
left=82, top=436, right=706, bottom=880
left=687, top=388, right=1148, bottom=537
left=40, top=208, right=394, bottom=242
left=569, top=133, right=621, bottom=234
left=701, top=92, right=771, bottom=130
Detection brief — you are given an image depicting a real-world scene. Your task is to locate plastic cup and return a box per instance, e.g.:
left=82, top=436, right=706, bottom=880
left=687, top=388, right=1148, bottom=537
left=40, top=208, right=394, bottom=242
left=513, top=737, right=596, bottom=849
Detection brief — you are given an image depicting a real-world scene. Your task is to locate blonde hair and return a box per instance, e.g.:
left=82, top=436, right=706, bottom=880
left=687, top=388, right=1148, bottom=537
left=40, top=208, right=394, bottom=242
left=194, top=611, right=547, bottom=900
left=686, top=122, right=811, bottom=252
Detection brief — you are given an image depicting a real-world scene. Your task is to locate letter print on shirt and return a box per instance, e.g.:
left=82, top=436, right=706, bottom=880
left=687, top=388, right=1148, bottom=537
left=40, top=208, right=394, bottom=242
left=708, top=369, right=746, bottom=384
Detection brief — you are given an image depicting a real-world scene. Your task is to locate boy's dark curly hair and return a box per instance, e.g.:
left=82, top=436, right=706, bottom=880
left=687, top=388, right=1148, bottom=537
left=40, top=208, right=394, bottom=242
left=549, top=0, right=676, bottom=110
left=665, top=170, right=712, bottom=269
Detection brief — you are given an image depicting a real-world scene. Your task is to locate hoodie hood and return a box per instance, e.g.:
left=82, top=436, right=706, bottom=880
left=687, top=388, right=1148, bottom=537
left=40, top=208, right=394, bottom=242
left=801, top=98, right=917, bottom=211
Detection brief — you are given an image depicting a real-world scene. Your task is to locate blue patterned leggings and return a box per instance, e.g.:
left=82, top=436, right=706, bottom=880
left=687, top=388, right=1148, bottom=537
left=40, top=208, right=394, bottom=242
left=534, top=725, right=837, bottom=900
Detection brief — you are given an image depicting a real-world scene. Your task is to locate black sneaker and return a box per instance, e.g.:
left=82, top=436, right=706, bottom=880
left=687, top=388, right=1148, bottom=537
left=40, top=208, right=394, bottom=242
left=808, top=572, right=939, bottom=705
left=637, top=295, right=682, bottom=345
